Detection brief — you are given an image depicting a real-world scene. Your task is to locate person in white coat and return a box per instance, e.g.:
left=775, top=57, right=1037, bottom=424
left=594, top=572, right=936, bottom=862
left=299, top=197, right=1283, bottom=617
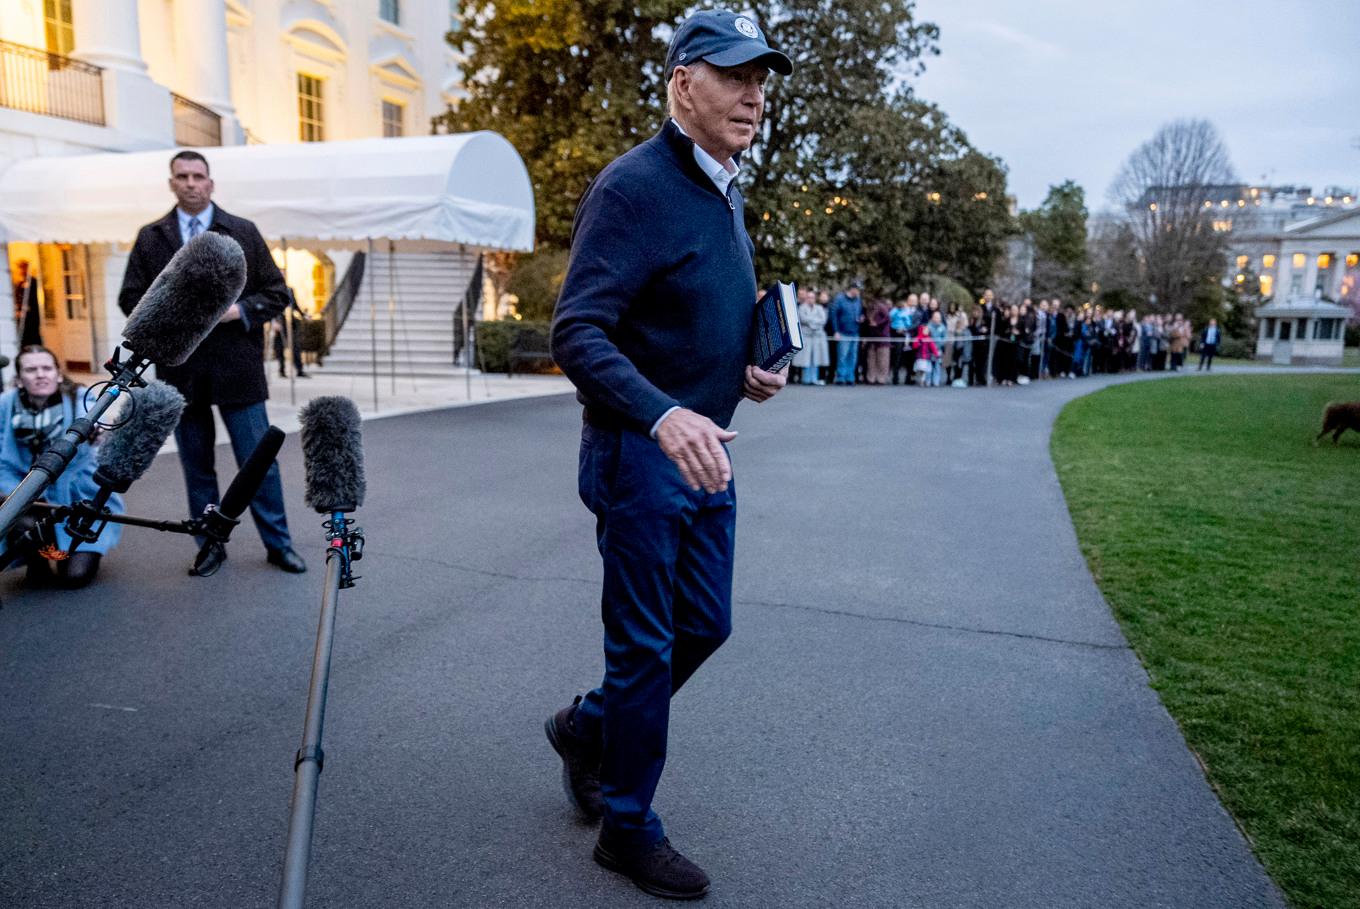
left=792, top=286, right=829, bottom=385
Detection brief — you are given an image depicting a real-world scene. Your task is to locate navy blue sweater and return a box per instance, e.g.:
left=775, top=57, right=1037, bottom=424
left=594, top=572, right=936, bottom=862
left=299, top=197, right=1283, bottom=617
left=551, top=120, right=758, bottom=433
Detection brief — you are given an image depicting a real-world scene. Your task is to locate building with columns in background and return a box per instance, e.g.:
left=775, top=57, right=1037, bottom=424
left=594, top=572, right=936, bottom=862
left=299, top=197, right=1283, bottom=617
left=0, top=0, right=528, bottom=381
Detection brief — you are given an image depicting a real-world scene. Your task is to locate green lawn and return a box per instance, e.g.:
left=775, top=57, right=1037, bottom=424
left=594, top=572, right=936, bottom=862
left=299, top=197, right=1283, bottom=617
left=1051, top=374, right=1360, bottom=909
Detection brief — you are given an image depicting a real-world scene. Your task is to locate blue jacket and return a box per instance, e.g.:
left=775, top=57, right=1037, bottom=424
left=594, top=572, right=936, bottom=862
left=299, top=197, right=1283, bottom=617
left=0, top=387, right=123, bottom=556
left=829, top=293, right=862, bottom=335
left=552, top=119, right=758, bottom=433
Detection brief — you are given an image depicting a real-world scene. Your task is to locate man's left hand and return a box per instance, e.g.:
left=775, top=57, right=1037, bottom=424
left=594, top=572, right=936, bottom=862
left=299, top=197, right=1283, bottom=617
left=743, top=364, right=786, bottom=402
left=219, top=303, right=242, bottom=323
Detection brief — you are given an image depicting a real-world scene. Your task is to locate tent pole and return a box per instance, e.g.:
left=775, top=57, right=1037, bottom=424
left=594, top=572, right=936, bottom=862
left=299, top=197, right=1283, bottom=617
left=282, top=237, right=295, bottom=406
left=388, top=240, right=396, bottom=395
left=463, top=257, right=472, bottom=402
left=368, top=238, right=378, bottom=412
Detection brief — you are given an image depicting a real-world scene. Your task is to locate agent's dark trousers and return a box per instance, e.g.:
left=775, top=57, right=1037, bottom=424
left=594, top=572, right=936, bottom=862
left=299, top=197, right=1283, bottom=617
left=175, top=400, right=292, bottom=552
left=1198, top=344, right=1216, bottom=370
left=572, top=422, right=734, bottom=850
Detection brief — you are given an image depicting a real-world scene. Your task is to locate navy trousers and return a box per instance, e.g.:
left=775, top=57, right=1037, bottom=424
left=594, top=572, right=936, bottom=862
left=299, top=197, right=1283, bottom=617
left=572, top=422, right=735, bottom=848
left=174, top=400, right=292, bottom=552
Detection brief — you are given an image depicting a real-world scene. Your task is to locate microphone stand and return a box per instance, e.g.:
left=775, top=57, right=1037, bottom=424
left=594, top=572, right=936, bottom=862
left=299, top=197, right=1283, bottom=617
left=0, top=349, right=152, bottom=541
left=0, top=499, right=236, bottom=574
left=278, top=510, right=364, bottom=909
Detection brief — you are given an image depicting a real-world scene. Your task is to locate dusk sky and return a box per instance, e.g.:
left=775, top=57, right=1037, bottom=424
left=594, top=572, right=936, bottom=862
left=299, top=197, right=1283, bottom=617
left=910, top=0, right=1360, bottom=212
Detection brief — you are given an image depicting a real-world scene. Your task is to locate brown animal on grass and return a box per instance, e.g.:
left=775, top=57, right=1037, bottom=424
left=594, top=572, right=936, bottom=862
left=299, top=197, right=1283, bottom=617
left=1315, top=401, right=1360, bottom=445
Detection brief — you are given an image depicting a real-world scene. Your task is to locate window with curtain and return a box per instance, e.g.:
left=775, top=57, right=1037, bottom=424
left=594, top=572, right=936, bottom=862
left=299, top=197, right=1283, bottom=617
left=297, top=74, right=325, bottom=142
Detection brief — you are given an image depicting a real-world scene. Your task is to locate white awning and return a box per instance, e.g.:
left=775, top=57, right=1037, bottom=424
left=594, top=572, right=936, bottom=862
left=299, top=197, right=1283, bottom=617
left=0, top=132, right=534, bottom=252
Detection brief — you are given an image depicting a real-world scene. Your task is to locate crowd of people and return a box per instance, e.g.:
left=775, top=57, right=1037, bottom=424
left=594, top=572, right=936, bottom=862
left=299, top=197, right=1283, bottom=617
left=790, top=284, right=1224, bottom=387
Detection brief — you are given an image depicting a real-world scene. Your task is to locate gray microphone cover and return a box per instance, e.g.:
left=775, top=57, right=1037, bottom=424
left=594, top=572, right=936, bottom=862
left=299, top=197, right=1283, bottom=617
left=299, top=396, right=365, bottom=513
left=96, top=381, right=186, bottom=489
left=121, top=232, right=247, bottom=366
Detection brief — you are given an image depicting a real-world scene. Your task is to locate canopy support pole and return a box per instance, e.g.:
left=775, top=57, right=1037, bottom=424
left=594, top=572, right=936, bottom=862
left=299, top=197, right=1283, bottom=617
left=388, top=240, right=396, bottom=396
left=368, top=237, right=378, bottom=413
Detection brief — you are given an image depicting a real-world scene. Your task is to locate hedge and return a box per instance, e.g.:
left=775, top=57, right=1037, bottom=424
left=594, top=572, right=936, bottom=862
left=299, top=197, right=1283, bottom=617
left=474, top=320, right=556, bottom=374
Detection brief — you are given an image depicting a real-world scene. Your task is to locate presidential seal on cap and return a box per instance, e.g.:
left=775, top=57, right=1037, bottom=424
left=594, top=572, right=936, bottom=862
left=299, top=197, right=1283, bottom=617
left=664, top=9, right=794, bottom=81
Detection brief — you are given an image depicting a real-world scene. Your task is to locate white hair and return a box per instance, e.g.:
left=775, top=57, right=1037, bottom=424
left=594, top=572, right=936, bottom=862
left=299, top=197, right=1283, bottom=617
left=666, top=60, right=710, bottom=120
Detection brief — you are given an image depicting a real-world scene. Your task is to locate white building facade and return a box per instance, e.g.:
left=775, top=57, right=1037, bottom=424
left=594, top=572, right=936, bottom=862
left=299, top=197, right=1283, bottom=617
left=0, top=0, right=472, bottom=375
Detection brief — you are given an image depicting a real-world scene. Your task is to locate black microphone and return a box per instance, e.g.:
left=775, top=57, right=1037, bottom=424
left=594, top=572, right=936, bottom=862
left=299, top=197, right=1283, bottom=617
left=121, top=232, right=246, bottom=367
left=194, top=426, right=287, bottom=562
left=299, top=397, right=365, bottom=514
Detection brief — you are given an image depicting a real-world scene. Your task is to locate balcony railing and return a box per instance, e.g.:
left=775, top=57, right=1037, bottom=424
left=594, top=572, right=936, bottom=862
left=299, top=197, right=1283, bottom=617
left=0, top=39, right=105, bottom=126
left=172, top=92, right=222, bottom=147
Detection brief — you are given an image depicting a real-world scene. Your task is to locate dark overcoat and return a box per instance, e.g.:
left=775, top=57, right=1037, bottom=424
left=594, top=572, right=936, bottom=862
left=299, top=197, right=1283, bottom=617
left=118, top=206, right=288, bottom=407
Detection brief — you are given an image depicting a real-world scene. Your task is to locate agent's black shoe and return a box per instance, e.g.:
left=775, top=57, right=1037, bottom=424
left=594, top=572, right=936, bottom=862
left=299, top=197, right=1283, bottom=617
left=266, top=546, right=307, bottom=574
left=545, top=697, right=603, bottom=819
left=594, top=836, right=710, bottom=901
left=189, top=542, right=227, bottom=577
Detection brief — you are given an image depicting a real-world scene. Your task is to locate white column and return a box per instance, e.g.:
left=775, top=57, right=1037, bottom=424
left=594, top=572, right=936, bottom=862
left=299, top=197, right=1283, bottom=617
left=173, top=0, right=237, bottom=117
left=71, top=0, right=148, bottom=73
left=71, top=0, right=173, bottom=147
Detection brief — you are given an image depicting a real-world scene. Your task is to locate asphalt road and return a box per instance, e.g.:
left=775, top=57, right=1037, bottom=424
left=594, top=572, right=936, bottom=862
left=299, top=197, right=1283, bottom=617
left=0, top=377, right=1286, bottom=908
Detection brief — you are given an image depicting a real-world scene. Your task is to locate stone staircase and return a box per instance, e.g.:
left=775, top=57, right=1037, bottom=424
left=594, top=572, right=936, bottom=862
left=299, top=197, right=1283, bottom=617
left=319, top=249, right=481, bottom=378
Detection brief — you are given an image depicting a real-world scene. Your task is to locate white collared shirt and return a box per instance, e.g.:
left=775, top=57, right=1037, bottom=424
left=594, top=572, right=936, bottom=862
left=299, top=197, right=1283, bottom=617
left=670, top=118, right=739, bottom=196
left=177, top=203, right=215, bottom=245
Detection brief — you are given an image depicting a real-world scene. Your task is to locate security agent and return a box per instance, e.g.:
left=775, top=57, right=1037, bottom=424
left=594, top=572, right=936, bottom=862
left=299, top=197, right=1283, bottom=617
left=547, top=9, right=791, bottom=900
left=118, top=151, right=306, bottom=577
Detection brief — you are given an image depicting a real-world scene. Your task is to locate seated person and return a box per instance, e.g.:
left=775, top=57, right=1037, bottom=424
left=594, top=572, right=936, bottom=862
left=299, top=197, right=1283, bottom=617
left=0, top=346, right=122, bottom=588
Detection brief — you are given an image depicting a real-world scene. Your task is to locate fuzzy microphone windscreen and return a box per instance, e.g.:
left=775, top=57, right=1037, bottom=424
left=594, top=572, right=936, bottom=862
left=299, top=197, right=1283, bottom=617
left=299, top=396, right=365, bottom=513
left=95, top=381, right=186, bottom=492
left=121, top=232, right=246, bottom=366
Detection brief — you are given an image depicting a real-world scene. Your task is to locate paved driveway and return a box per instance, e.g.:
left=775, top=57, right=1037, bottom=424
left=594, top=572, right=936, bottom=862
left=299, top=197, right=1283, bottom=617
left=0, top=376, right=1286, bottom=908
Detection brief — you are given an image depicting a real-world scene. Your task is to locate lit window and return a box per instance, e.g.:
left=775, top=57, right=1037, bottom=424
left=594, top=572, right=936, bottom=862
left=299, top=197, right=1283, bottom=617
left=297, top=74, right=325, bottom=142
left=382, top=100, right=404, bottom=137
left=1347, top=253, right=1359, bottom=268
left=1263, top=254, right=1276, bottom=269
left=1259, top=275, right=1273, bottom=296
left=1236, top=255, right=1248, bottom=269
left=380, top=0, right=400, bottom=25
left=1318, top=253, right=1332, bottom=268
left=44, top=0, right=75, bottom=56
left=1235, top=274, right=1245, bottom=284
left=1292, top=253, right=1306, bottom=269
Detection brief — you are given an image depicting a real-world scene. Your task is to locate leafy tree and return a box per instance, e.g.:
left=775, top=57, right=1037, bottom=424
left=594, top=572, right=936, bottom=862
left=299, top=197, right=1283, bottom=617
left=438, top=0, right=687, bottom=249
left=745, top=0, right=1011, bottom=294
left=442, top=0, right=1013, bottom=299
left=1021, top=180, right=1089, bottom=302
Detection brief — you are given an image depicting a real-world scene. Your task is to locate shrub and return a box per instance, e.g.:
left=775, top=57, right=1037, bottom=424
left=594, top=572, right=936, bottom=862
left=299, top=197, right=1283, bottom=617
left=1219, top=337, right=1255, bottom=360
left=474, top=320, right=555, bottom=374
left=920, top=274, right=975, bottom=310
left=506, top=249, right=570, bottom=322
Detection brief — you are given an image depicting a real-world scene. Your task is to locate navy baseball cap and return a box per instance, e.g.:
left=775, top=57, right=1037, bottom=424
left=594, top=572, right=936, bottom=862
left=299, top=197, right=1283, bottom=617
left=664, top=9, right=793, bottom=81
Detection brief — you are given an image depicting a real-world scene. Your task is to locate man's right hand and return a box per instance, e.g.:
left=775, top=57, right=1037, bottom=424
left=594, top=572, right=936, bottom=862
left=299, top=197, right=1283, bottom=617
left=655, top=408, right=737, bottom=494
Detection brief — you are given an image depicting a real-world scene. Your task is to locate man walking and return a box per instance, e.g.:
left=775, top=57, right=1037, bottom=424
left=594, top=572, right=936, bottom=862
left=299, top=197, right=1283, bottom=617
left=118, top=151, right=305, bottom=577
left=547, top=10, right=790, bottom=900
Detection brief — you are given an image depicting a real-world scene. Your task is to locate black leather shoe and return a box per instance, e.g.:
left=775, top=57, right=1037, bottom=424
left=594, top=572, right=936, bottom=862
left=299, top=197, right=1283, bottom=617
left=545, top=697, right=603, bottom=819
left=189, top=542, right=227, bottom=577
left=266, top=547, right=307, bottom=574
left=594, top=836, right=710, bottom=900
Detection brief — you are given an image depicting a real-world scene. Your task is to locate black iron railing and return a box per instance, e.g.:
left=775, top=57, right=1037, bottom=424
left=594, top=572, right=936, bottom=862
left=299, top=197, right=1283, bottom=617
left=453, top=253, right=484, bottom=365
left=322, top=252, right=367, bottom=351
left=0, top=39, right=104, bottom=126
left=172, top=92, right=222, bottom=146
